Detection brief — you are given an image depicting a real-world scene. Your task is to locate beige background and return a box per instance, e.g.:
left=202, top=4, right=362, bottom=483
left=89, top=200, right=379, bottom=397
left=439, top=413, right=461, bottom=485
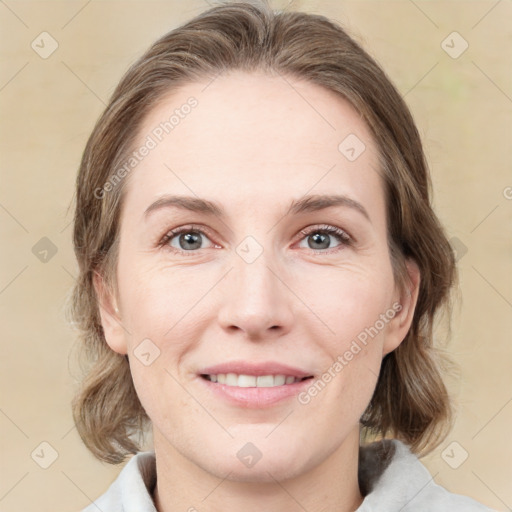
left=1, top=1, right=511, bottom=511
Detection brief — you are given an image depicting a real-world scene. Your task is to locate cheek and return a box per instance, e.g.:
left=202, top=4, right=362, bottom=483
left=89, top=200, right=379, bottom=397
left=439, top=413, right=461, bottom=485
left=117, top=262, right=212, bottom=411
left=296, top=262, right=394, bottom=405
left=295, top=260, right=395, bottom=342
left=117, top=257, right=199, bottom=338
left=119, top=248, right=396, bottom=355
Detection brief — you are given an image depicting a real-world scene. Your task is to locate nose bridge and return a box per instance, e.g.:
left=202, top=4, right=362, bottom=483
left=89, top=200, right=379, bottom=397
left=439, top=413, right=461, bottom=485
left=235, top=248, right=278, bottom=303
left=217, top=241, right=293, bottom=336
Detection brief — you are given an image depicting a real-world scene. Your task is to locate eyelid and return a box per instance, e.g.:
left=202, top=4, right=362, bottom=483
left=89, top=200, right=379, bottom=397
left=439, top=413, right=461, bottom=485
left=158, top=224, right=218, bottom=253
left=158, top=223, right=353, bottom=254
left=297, top=224, right=352, bottom=243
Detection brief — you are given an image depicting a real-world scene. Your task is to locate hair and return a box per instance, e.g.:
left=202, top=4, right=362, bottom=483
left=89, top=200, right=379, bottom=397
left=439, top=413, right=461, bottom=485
left=69, top=0, right=457, bottom=464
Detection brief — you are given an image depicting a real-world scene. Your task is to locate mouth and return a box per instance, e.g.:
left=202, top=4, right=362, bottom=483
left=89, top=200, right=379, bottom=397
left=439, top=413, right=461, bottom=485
left=196, top=361, right=316, bottom=407
left=200, top=373, right=314, bottom=388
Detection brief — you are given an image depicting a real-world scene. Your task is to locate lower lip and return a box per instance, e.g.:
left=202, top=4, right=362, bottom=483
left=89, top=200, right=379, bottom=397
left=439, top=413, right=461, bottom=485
left=198, top=376, right=314, bottom=408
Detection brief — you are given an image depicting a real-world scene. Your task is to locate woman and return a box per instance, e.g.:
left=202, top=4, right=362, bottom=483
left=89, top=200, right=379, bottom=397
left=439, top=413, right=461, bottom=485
left=69, top=1, right=495, bottom=510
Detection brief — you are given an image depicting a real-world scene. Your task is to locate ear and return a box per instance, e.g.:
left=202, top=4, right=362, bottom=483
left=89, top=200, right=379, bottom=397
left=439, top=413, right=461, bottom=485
left=382, top=259, right=421, bottom=357
left=93, top=271, right=128, bottom=355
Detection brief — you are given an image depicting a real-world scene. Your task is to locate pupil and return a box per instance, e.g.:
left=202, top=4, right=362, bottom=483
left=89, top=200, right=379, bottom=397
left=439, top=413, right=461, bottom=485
left=309, top=232, right=329, bottom=249
left=180, top=232, right=201, bottom=250
left=178, top=231, right=331, bottom=251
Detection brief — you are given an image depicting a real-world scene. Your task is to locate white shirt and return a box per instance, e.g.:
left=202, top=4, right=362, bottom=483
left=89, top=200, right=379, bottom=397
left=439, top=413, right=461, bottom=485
left=82, top=439, right=496, bottom=511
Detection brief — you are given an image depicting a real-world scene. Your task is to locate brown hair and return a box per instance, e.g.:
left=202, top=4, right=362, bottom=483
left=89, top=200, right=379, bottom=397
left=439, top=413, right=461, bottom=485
left=69, top=0, right=457, bottom=464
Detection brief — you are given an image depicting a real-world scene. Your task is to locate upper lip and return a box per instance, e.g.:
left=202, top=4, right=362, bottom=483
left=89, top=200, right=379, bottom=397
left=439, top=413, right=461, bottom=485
left=199, top=361, right=314, bottom=378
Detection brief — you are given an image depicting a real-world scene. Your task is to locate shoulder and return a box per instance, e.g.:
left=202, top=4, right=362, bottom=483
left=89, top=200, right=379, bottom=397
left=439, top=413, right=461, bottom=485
left=82, top=451, right=157, bottom=512
left=81, top=443, right=496, bottom=512
left=357, top=439, right=496, bottom=512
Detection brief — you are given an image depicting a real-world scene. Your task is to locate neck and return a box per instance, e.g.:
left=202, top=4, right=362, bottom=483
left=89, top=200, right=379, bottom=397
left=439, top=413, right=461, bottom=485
left=152, top=426, right=364, bottom=512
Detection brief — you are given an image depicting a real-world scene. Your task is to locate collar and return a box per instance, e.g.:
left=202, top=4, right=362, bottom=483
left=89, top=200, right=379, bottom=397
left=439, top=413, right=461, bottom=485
left=83, top=439, right=494, bottom=511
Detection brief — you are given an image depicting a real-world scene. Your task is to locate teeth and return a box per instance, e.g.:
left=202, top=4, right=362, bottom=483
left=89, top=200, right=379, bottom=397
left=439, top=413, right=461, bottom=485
left=225, top=373, right=239, bottom=386
left=205, top=373, right=305, bottom=387
left=273, top=375, right=286, bottom=386
left=238, top=374, right=256, bottom=387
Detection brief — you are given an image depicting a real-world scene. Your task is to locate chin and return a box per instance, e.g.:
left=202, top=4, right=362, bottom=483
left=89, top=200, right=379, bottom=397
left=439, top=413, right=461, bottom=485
left=209, top=436, right=312, bottom=481
left=208, top=455, right=307, bottom=484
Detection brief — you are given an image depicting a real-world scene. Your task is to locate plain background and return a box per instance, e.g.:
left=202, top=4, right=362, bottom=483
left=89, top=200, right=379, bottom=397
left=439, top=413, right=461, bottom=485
left=1, top=1, right=511, bottom=511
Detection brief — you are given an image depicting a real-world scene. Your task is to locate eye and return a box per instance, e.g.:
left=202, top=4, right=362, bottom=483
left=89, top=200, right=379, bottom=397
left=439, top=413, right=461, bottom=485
left=297, top=224, right=352, bottom=253
left=158, top=223, right=352, bottom=255
left=159, top=224, right=216, bottom=254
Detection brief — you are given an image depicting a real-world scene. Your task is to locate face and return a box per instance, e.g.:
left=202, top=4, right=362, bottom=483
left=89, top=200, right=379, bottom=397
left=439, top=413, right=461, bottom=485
left=96, top=71, right=419, bottom=482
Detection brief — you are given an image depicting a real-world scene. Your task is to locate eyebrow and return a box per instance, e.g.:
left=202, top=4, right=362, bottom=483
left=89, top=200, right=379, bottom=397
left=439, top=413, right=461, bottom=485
left=144, top=193, right=371, bottom=223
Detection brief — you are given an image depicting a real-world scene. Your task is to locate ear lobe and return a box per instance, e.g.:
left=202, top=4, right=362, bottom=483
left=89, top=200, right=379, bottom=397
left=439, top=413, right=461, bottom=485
left=382, top=259, right=421, bottom=357
left=93, top=271, right=128, bottom=355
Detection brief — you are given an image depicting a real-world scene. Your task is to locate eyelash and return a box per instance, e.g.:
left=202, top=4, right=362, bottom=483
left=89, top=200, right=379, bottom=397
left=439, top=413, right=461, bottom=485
left=158, top=223, right=352, bottom=256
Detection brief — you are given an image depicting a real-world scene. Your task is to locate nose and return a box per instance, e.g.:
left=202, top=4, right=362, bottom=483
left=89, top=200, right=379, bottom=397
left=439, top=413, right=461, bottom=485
left=217, top=252, right=294, bottom=339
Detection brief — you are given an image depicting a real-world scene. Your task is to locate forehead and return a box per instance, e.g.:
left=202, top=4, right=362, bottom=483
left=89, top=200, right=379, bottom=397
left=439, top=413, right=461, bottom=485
left=121, top=71, right=384, bottom=222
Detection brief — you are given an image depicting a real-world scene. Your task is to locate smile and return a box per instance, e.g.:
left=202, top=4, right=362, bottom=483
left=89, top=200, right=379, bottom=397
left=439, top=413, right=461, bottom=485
left=201, top=373, right=313, bottom=387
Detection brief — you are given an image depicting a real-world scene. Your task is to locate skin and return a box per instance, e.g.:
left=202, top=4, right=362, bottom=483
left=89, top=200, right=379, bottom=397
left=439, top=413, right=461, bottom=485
left=95, top=71, right=420, bottom=512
